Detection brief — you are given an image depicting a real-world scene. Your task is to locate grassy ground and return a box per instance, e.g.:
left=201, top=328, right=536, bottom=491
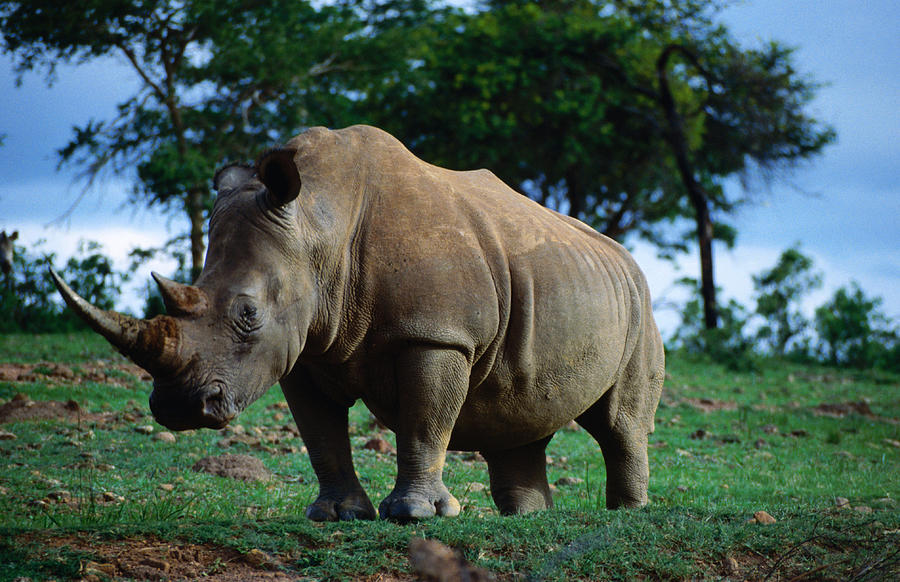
left=0, top=332, right=897, bottom=580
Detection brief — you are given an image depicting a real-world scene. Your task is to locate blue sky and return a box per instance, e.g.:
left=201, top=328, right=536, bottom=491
left=1, top=0, right=898, bottom=335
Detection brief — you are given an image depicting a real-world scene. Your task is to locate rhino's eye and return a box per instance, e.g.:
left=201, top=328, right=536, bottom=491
left=230, top=297, right=262, bottom=341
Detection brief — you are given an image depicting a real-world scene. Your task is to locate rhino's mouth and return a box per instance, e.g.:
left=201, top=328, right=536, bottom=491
left=149, top=380, right=237, bottom=431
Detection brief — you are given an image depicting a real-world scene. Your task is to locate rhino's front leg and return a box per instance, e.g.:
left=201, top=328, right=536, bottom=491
left=378, top=346, right=468, bottom=521
left=280, top=368, right=376, bottom=521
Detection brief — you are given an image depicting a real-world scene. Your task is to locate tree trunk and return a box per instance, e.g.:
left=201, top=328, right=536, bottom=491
left=656, top=46, right=718, bottom=329
left=187, top=188, right=205, bottom=281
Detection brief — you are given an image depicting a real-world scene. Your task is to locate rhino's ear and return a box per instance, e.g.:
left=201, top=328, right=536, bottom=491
left=213, top=164, right=255, bottom=194
left=257, top=148, right=301, bottom=207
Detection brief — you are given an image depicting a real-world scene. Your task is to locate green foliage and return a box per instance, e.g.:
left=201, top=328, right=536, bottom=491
left=365, top=0, right=835, bottom=253
left=815, top=283, right=899, bottom=371
left=670, top=277, right=759, bottom=370
left=753, top=245, right=823, bottom=356
left=0, top=239, right=125, bottom=333
left=0, top=0, right=436, bottom=275
left=671, top=249, right=896, bottom=372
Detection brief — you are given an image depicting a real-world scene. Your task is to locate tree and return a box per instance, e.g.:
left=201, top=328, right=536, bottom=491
left=752, top=245, right=822, bottom=356
left=815, top=283, right=899, bottom=370
left=1, top=0, right=428, bottom=278
left=363, top=0, right=835, bottom=329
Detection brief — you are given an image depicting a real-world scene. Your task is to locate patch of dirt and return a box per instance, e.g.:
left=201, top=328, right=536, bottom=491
left=192, top=454, right=272, bottom=482
left=682, top=398, right=738, bottom=412
left=18, top=533, right=297, bottom=582
left=0, top=393, right=115, bottom=424
left=0, top=361, right=150, bottom=385
left=812, top=401, right=899, bottom=424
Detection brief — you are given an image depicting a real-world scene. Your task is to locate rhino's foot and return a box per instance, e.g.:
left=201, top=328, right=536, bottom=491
left=378, top=485, right=460, bottom=522
left=305, top=492, right=377, bottom=522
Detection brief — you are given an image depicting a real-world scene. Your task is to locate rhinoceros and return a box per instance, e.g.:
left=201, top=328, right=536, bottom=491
left=1, top=230, right=17, bottom=275
left=51, top=125, right=664, bottom=521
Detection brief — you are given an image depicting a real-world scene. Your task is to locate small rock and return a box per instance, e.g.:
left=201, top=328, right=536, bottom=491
left=853, top=505, right=873, bottom=515
left=466, top=482, right=487, bottom=493
left=135, top=425, right=154, bottom=435
left=748, top=510, right=776, bottom=524
left=244, top=548, right=273, bottom=567
left=676, top=485, right=689, bottom=493
left=835, top=496, right=851, bottom=510
left=760, top=424, right=779, bottom=434
left=0, top=430, right=16, bottom=440
left=408, top=538, right=492, bottom=582
left=85, top=561, right=117, bottom=577
left=159, top=483, right=175, bottom=492
left=363, top=437, right=395, bottom=454
left=98, top=491, right=124, bottom=504
left=789, top=429, right=808, bottom=438
left=554, top=476, right=584, bottom=487
left=723, top=556, right=740, bottom=575
left=154, top=431, right=176, bottom=443
left=140, top=557, right=170, bottom=572
left=689, top=429, right=708, bottom=440
left=192, top=454, right=272, bottom=482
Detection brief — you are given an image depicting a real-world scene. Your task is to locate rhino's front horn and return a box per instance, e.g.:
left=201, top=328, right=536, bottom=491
left=152, top=272, right=208, bottom=317
left=49, top=269, right=182, bottom=375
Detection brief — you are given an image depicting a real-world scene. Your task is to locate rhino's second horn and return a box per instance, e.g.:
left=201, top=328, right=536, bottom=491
left=152, top=272, right=209, bottom=317
left=49, top=269, right=182, bottom=375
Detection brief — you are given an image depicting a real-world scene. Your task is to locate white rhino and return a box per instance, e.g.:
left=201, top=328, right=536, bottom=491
left=53, top=125, right=664, bottom=521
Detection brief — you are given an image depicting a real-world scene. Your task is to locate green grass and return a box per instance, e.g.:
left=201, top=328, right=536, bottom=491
left=1, top=333, right=898, bottom=580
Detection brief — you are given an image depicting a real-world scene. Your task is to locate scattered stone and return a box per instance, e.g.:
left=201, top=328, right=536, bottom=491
left=554, top=476, right=584, bottom=487
left=140, top=557, right=170, bottom=572
left=466, top=482, right=487, bottom=493
left=789, top=429, right=808, bottom=438
left=675, top=448, right=693, bottom=457
left=853, top=505, right=873, bottom=515
left=154, top=431, right=176, bottom=443
left=883, top=438, right=900, bottom=448
left=723, top=556, right=740, bottom=576
left=244, top=548, right=274, bottom=568
left=192, top=454, right=272, bottom=482
left=408, top=538, right=493, bottom=582
left=135, top=425, right=155, bottom=435
left=98, top=491, right=124, bottom=504
left=363, top=437, right=395, bottom=454
left=835, top=496, right=851, bottom=510
left=760, top=424, right=779, bottom=434
left=748, top=510, right=776, bottom=524
left=0, top=430, right=16, bottom=440
left=159, top=483, right=175, bottom=492
left=689, top=429, right=708, bottom=440
left=676, top=485, right=689, bottom=493
left=85, top=561, right=117, bottom=577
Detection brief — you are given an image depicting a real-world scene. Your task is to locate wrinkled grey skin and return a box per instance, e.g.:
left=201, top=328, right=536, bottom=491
left=53, top=125, right=664, bottom=521
left=1, top=230, right=17, bottom=275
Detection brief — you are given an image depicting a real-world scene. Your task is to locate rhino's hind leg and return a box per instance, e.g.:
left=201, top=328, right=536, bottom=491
left=378, top=346, right=468, bottom=521
left=577, top=329, right=664, bottom=509
left=280, top=369, right=376, bottom=521
left=481, top=435, right=554, bottom=515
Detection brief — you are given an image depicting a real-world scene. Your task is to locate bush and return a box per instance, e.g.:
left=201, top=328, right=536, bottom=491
left=0, top=239, right=126, bottom=333
left=814, top=282, right=899, bottom=371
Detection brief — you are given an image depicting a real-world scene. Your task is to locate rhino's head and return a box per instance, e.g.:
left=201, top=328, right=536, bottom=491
left=51, top=148, right=317, bottom=431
